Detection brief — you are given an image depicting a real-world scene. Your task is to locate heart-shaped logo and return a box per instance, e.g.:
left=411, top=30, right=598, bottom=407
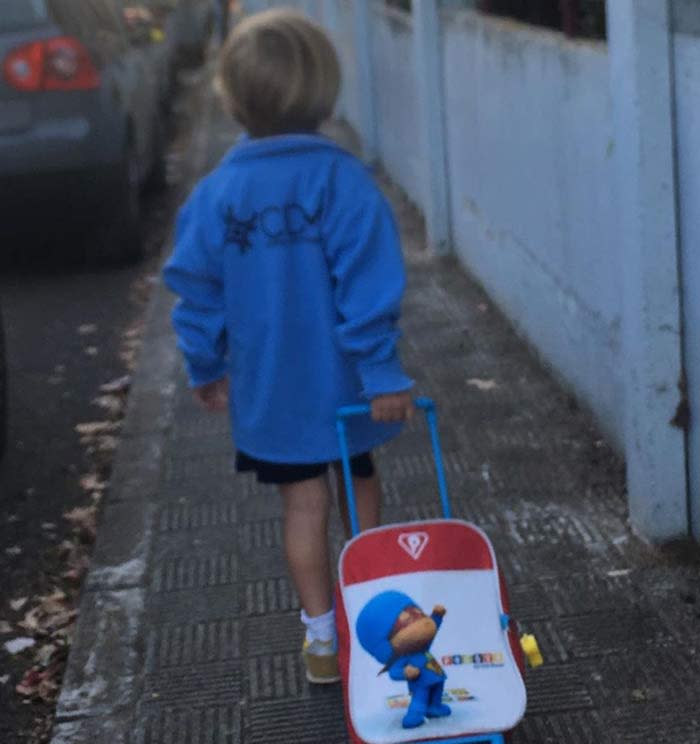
left=398, top=532, right=429, bottom=561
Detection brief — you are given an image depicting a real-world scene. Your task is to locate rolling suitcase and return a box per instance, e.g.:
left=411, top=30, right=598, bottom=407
left=335, top=398, right=528, bottom=744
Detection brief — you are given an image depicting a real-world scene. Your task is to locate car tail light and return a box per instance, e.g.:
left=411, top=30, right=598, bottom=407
left=3, top=36, right=100, bottom=92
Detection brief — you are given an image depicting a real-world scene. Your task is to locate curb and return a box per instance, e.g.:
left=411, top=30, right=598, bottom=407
left=49, top=74, right=216, bottom=744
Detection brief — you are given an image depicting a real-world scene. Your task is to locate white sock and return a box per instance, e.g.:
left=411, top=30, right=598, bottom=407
left=301, top=607, right=337, bottom=645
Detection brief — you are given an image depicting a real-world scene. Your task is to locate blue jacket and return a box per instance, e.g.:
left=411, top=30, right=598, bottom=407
left=163, top=134, right=413, bottom=463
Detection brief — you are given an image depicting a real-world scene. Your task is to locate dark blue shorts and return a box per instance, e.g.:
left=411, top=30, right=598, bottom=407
left=236, top=451, right=375, bottom=485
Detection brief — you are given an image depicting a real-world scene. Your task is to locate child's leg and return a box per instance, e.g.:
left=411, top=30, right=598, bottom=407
left=280, top=474, right=334, bottom=618
left=281, top=474, right=340, bottom=683
left=333, top=466, right=382, bottom=538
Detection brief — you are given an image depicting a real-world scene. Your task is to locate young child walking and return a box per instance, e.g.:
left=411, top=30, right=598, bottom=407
left=163, top=9, right=414, bottom=685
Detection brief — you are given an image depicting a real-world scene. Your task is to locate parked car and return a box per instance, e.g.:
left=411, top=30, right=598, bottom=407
left=0, top=0, right=167, bottom=261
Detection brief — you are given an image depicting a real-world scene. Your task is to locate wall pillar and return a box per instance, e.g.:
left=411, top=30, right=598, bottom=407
left=671, top=0, right=700, bottom=540
left=607, top=0, right=689, bottom=541
left=413, top=0, right=451, bottom=254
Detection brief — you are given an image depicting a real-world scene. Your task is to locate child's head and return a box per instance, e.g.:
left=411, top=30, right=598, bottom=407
left=217, top=9, right=341, bottom=138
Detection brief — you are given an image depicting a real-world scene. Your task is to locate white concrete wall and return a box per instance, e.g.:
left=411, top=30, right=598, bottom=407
left=441, top=10, right=624, bottom=448
left=332, top=0, right=363, bottom=134
left=371, top=6, right=425, bottom=211
left=674, top=29, right=700, bottom=537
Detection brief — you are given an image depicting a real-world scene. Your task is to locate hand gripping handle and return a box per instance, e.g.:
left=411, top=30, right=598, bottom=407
left=336, top=397, right=451, bottom=537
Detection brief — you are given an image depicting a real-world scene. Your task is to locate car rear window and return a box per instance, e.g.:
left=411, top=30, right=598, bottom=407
left=0, top=0, right=49, bottom=32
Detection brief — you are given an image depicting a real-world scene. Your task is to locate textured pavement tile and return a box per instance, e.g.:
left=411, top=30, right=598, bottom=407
left=604, top=699, right=700, bottom=743
left=156, top=499, right=240, bottom=533
left=132, top=701, right=243, bottom=744
left=145, top=618, right=242, bottom=672
left=143, top=660, right=242, bottom=706
left=523, top=661, right=597, bottom=715
left=247, top=696, right=348, bottom=744
left=511, top=710, right=606, bottom=743
left=147, top=586, right=241, bottom=624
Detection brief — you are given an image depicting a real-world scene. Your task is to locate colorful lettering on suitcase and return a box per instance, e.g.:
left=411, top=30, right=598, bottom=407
left=337, top=520, right=527, bottom=744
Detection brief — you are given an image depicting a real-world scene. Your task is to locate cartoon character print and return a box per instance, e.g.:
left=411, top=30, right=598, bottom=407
left=356, top=591, right=452, bottom=730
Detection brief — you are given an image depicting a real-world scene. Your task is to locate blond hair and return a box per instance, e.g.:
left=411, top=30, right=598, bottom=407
left=217, top=9, right=341, bottom=137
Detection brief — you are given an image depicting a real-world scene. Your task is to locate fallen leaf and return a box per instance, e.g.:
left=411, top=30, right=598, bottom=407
left=477, top=303, right=489, bottom=313
left=0, top=620, right=13, bottom=634
left=467, top=378, right=498, bottom=392
left=38, top=674, right=60, bottom=702
left=607, top=568, right=631, bottom=577
left=96, top=435, right=119, bottom=453
left=47, top=375, right=64, bottom=386
left=100, top=375, right=131, bottom=395
left=84, top=346, right=99, bottom=357
left=34, top=643, right=57, bottom=668
left=19, top=592, right=76, bottom=636
left=4, top=637, right=36, bottom=654
left=77, top=324, right=98, bottom=335
left=18, top=608, right=41, bottom=634
left=15, top=668, right=43, bottom=697
left=123, top=326, right=142, bottom=339
left=79, top=473, right=107, bottom=493
left=92, top=394, right=124, bottom=416
left=57, top=540, right=76, bottom=556
left=6, top=514, right=19, bottom=523
left=0, top=675, right=9, bottom=685
left=62, top=553, right=90, bottom=583
left=38, top=591, right=68, bottom=613
left=5, top=546, right=22, bottom=557
left=75, top=421, right=119, bottom=437
left=63, top=507, right=97, bottom=542
left=41, top=522, right=57, bottom=531
left=10, top=598, right=28, bottom=612
left=631, top=688, right=650, bottom=703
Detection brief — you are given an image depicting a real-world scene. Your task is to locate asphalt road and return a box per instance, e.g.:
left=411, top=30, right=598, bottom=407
left=0, top=67, right=208, bottom=743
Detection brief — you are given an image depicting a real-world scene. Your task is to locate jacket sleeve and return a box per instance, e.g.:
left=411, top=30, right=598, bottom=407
left=323, top=159, right=413, bottom=399
left=162, top=181, right=228, bottom=387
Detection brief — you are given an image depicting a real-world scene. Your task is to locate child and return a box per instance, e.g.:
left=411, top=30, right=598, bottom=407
left=163, top=9, right=414, bottom=684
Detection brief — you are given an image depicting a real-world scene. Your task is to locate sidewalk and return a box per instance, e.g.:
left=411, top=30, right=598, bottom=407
left=52, top=89, right=700, bottom=744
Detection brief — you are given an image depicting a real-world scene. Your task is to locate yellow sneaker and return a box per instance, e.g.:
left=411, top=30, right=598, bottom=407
left=302, top=638, right=341, bottom=684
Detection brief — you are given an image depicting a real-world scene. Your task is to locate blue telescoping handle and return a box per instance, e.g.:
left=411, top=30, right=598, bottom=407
left=336, top=396, right=451, bottom=537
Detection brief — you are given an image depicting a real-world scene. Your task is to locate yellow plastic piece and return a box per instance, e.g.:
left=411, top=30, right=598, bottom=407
left=150, top=28, right=165, bottom=43
left=520, top=634, right=544, bottom=668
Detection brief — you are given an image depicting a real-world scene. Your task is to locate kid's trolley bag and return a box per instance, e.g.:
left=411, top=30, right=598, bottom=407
left=335, top=398, right=527, bottom=744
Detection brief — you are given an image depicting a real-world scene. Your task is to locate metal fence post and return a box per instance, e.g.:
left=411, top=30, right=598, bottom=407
left=607, top=0, right=689, bottom=541
left=354, top=0, right=378, bottom=163
left=413, top=0, right=452, bottom=254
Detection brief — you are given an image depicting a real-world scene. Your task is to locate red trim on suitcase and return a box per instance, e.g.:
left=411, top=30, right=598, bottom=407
left=341, top=521, right=494, bottom=587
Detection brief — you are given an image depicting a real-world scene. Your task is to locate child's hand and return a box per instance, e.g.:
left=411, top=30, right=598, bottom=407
left=371, top=391, right=415, bottom=423
left=193, top=378, right=229, bottom=412
left=404, top=664, right=420, bottom=680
